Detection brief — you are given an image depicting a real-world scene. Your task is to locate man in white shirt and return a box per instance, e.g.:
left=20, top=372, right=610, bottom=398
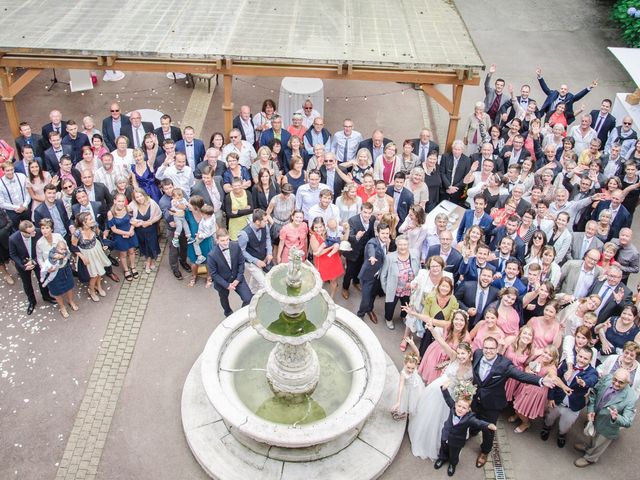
left=549, top=187, right=599, bottom=226
left=95, top=152, right=125, bottom=193
left=222, top=128, right=257, bottom=168
left=303, top=117, right=331, bottom=155
left=233, top=105, right=256, bottom=146
left=295, top=99, right=320, bottom=129
left=308, top=189, right=341, bottom=225
left=295, top=170, right=329, bottom=221
left=605, top=116, right=638, bottom=159
left=0, top=161, right=31, bottom=228
left=155, top=152, right=195, bottom=197
left=332, top=119, right=363, bottom=163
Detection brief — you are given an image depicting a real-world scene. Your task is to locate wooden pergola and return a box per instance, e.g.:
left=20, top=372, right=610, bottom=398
left=0, top=0, right=484, bottom=148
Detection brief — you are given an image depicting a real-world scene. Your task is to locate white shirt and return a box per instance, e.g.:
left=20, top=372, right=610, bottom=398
left=307, top=203, right=341, bottom=226
left=198, top=216, right=216, bottom=239
left=111, top=148, right=134, bottom=170
left=295, top=182, right=330, bottom=220
left=331, top=130, right=363, bottom=163
left=295, top=108, right=320, bottom=129
left=222, top=141, right=257, bottom=169
left=239, top=118, right=255, bottom=145
left=0, top=173, right=31, bottom=210
left=156, top=164, right=195, bottom=197
left=95, top=166, right=125, bottom=193
left=131, top=125, right=145, bottom=149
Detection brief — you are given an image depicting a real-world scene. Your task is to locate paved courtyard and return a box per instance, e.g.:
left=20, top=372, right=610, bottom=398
left=1, top=1, right=640, bottom=479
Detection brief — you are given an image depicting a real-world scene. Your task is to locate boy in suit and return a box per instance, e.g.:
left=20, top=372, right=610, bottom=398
left=435, top=381, right=497, bottom=476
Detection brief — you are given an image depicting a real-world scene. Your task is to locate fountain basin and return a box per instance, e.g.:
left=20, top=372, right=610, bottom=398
left=200, top=305, right=386, bottom=451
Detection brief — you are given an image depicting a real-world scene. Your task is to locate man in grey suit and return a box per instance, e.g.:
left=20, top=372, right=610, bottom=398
left=483, top=64, right=510, bottom=122
left=190, top=165, right=224, bottom=227
left=557, top=249, right=602, bottom=301
left=570, top=220, right=604, bottom=260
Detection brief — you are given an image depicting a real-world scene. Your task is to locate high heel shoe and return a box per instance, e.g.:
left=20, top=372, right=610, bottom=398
left=89, top=290, right=100, bottom=302
left=3, top=273, right=14, bottom=285
left=60, top=308, right=69, bottom=318
left=97, top=288, right=107, bottom=297
left=69, top=302, right=79, bottom=311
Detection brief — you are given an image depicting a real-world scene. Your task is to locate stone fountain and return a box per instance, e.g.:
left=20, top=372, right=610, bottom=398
left=181, top=248, right=405, bottom=479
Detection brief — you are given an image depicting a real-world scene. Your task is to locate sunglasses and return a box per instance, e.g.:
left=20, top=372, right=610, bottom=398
left=230, top=135, right=239, bottom=139
left=304, top=107, right=313, bottom=110
left=623, top=122, right=632, bottom=126
left=63, top=185, right=75, bottom=190
left=111, top=109, right=120, bottom=113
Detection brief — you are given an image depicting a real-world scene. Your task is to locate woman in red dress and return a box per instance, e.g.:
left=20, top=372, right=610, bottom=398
left=309, top=217, right=344, bottom=298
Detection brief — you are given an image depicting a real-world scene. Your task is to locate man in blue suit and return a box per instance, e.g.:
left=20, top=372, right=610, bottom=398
left=492, top=259, right=527, bottom=296
left=591, top=189, right=631, bottom=240
left=43, top=131, right=73, bottom=175
left=489, top=215, right=526, bottom=265
left=33, top=185, right=71, bottom=239
left=259, top=114, right=291, bottom=156
left=356, top=223, right=390, bottom=324
left=426, top=230, right=463, bottom=278
left=101, top=102, right=130, bottom=151
left=457, top=196, right=494, bottom=243
left=175, top=126, right=205, bottom=172
left=207, top=229, right=252, bottom=317
left=458, top=244, right=496, bottom=283
left=455, top=267, right=498, bottom=327
left=590, top=99, right=617, bottom=148
left=536, top=68, right=597, bottom=124
left=542, top=347, right=598, bottom=448
left=386, top=172, right=414, bottom=226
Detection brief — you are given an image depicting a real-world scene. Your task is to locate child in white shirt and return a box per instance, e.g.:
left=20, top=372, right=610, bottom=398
left=194, top=204, right=216, bottom=264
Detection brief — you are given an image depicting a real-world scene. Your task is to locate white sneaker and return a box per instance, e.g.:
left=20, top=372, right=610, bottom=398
left=195, top=255, right=206, bottom=265
left=187, top=237, right=196, bottom=244
left=386, top=320, right=395, bottom=330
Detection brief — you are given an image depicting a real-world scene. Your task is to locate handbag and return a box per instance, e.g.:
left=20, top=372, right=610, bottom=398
left=583, top=419, right=595, bottom=437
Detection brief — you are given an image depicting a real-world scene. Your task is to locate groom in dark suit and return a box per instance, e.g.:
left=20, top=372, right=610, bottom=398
left=471, top=337, right=553, bottom=467
left=207, top=228, right=252, bottom=317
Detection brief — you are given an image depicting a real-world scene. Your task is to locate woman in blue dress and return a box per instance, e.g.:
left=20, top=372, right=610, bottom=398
left=130, top=188, right=162, bottom=274
left=186, top=195, right=213, bottom=288
left=131, top=148, right=162, bottom=203
left=108, top=192, right=139, bottom=281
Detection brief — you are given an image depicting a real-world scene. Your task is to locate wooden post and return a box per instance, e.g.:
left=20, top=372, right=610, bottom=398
left=222, top=74, right=233, bottom=136
left=444, top=84, right=464, bottom=151
left=0, top=68, right=20, bottom=138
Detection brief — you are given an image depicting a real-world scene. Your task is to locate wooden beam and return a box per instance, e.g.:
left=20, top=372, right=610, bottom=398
left=106, top=56, right=116, bottom=67
left=444, top=84, right=465, bottom=151
left=8, top=68, right=43, bottom=97
left=0, top=54, right=481, bottom=86
left=0, top=68, right=20, bottom=138
left=222, top=74, right=233, bottom=136
left=420, top=84, right=453, bottom=114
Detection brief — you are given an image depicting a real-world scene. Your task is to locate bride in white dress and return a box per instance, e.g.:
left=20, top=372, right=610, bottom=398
left=408, top=325, right=474, bottom=460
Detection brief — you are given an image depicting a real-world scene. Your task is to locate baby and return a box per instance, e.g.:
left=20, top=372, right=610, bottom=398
left=170, top=188, right=194, bottom=246
left=325, top=218, right=351, bottom=251
left=194, top=204, right=216, bottom=264
left=41, top=240, right=71, bottom=287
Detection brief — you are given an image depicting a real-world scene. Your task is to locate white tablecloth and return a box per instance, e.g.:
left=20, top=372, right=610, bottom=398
left=612, top=92, right=640, bottom=130
left=278, top=77, right=324, bottom=128
left=426, top=200, right=466, bottom=233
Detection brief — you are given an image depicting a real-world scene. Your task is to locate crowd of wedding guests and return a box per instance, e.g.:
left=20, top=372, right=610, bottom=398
left=1, top=65, right=639, bottom=473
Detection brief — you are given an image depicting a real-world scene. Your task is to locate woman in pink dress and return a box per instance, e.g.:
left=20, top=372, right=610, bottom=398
left=512, top=345, right=561, bottom=433
left=503, top=325, right=535, bottom=402
left=527, top=300, right=562, bottom=355
left=469, top=308, right=506, bottom=351
left=413, top=309, right=470, bottom=384
left=492, top=287, right=521, bottom=341
left=277, top=209, right=308, bottom=264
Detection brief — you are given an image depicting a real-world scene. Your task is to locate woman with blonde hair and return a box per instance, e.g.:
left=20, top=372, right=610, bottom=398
left=129, top=188, right=162, bottom=273
left=464, top=101, right=491, bottom=155
left=351, top=148, right=374, bottom=184
left=373, top=142, right=401, bottom=185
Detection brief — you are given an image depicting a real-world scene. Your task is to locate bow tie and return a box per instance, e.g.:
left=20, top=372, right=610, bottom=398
left=574, top=367, right=584, bottom=372
left=186, top=143, right=193, bottom=147
left=221, top=248, right=229, bottom=252
left=55, top=149, right=62, bottom=153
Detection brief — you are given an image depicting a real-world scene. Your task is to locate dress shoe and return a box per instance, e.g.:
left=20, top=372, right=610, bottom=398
left=386, top=319, right=395, bottom=330
left=557, top=435, right=566, bottom=448
left=447, top=464, right=456, bottom=476
left=180, top=260, right=191, bottom=272
left=573, top=443, right=586, bottom=453
left=109, top=255, right=120, bottom=267
left=173, top=270, right=183, bottom=280
left=540, top=428, right=550, bottom=441
left=574, top=458, right=592, bottom=468
left=367, top=311, right=378, bottom=324
left=43, top=296, right=57, bottom=304
left=353, top=283, right=362, bottom=292
left=475, top=453, right=488, bottom=468
left=27, top=302, right=36, bottom=315
left=107, top=272, right=120, bottom=282
left=342, top=289, right=349, bottom=300
left=433, top=459, right=446, bottom=470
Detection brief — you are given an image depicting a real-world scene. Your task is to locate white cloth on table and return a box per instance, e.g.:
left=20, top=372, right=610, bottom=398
left=278, top=77, right=324, bottom=128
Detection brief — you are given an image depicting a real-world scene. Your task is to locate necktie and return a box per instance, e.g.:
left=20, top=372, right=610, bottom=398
left=498, top=258, right=505, bottom=271
left=135, top=127, right=141, bottom=148
left=581, top=237, right=590, bottom=258
left=480, top=358, right=492, bottom=381
left=595, top=116, right=604, bottom=133
left=597, top=386, right=615, bottom=410
left=477, top=288, right=485, bottom=314
left=420, top=145, right=426, bottom=162
left=342, top=137, right=349, bottom=162
left=451, top=158, right=459, bottom=184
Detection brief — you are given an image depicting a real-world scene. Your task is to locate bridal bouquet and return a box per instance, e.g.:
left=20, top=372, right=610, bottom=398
left=453, top=380, right=477, bottom=402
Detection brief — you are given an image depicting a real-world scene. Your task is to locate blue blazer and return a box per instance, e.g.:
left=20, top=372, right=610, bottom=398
left=14, top=157, right=44, bottom=175
left=537, top=77, right=591, bottom=124
left=33, top=200, right=71, bottom=237
left=589, top=110, right=616, bottom=147
left=386, top=186, right=414, bottom=225
left=456, top=209, right=494, bottom=243
left=489, top=226, right=526, bottom=265
left=207, top=242, right=245, bottom=289
left=591, top=201, right=631, bottom=240
left=358, top=238, right=385, bottom=281
left=548, top=361, right=598, bottom=412
left=458, top=258, right=496, bottom=283
left=491, top=276, right=527, bottom=297
left=426, top=245, right=463, bottom=276
left=260, top=128, right=292, bottom=156
left=454, top=280, right=499, bottom=326
left=175, top=139, right=206, bottom=169
left=101, top=116, right=130, bottom=152
left=43, top=145, right=73, bottom=174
